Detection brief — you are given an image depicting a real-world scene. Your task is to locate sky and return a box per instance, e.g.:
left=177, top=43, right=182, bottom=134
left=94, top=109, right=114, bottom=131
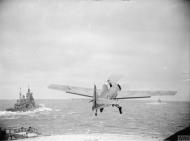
left=0, top=0, right=189, bottom=100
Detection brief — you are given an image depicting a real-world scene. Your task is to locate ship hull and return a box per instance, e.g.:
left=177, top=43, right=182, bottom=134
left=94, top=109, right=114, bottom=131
left=6, top=105, right=40, bottom=112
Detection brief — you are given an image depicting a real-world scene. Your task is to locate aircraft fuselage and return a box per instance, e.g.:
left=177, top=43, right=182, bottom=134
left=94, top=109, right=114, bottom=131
left=93, top=82, right=122, bottom=116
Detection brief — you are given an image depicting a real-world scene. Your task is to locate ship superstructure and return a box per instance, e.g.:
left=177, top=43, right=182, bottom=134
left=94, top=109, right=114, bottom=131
left=6, top=87, right=39, bottom=112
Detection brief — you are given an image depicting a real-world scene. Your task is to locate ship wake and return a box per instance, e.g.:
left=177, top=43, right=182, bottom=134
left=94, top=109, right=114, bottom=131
left=0, top=104, right=52, bottom=117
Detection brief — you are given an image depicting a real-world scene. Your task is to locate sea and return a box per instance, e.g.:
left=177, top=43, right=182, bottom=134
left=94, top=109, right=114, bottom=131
left=0, top=99, right=189, bottom=141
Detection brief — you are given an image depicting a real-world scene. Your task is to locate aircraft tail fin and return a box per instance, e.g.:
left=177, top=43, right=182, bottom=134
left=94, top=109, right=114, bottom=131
left=92, top=84, right=97, bottom=111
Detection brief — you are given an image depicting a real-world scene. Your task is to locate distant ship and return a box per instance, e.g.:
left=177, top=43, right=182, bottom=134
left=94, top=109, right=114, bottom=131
left=6, top=87, right=39, bottom=112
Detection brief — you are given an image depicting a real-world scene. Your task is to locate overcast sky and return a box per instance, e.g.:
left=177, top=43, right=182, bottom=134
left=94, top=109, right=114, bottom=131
left=0, top=0, right=189, bottom=100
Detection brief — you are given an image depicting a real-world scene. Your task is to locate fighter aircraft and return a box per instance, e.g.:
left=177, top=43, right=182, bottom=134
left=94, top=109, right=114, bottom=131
left=48, top=79, right=177, bottom=116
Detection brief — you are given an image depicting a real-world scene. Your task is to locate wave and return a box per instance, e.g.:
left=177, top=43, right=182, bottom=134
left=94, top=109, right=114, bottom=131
left=0, top=104, right=52, bottom=117
left=67, top=111, right=77, bottom=115
left=146, top=102, right=167, bottom=105
left=55, top=109, right=61, bottom=112
left=19, top=134, right=158, bottom=141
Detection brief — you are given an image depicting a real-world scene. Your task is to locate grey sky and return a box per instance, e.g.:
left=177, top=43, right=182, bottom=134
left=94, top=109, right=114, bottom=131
left=0, top=0, right=189, bottom=100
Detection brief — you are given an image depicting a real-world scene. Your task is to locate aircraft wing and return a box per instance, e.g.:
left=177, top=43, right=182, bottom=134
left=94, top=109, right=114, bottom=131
left=48, top=84, right=98, bottom=98
left=116, top=90, right=177, bottom=100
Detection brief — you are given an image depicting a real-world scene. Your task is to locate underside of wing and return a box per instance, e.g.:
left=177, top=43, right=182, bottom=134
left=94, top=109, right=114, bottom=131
left=116, top=90, right=177, bottom=99
left=48, top=84, right=95, bottom=98
left=116, top=96, right=151, bottom=99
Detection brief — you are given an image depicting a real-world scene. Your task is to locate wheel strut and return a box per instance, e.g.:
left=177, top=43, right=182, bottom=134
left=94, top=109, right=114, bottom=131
left=95, top=109, right=97, bottom=116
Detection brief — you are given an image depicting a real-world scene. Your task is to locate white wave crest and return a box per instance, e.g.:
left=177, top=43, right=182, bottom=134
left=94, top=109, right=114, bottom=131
left=55, top=109, right=61, bottom=112
left=146, top=102, right=167, bottom=105
left=35, top=104, right=52, bottom=112
left=67, top=111, right=77, bottom=115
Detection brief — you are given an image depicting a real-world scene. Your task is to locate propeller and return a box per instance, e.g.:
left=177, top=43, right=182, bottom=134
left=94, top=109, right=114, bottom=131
left=107, top=74, right=123, bottom=91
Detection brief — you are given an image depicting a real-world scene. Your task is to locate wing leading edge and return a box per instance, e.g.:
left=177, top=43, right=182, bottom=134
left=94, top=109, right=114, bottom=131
left=48, top=84, right=93, bottom=98
left=49, top=84, right=177, bottom=99
left=116, top=90, right=177, bottom=99
left=115, top=96, right=151, bottom=100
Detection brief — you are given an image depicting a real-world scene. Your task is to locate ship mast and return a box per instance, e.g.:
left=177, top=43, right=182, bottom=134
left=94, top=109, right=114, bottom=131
left=27, top=84, right=32, bottom=94
left=19, top=88, right=22, bottom=100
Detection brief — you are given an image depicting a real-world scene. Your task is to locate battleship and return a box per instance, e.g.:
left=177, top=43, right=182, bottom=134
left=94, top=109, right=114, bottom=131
left=6, top=87, right=39, bottom=112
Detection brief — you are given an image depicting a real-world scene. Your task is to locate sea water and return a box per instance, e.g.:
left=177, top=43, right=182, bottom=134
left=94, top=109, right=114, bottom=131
left=0, top=99, right=189, bottom=141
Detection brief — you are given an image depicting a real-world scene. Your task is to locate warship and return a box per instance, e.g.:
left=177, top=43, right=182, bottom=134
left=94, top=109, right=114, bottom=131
left=6, top=87, right=39, bottom=112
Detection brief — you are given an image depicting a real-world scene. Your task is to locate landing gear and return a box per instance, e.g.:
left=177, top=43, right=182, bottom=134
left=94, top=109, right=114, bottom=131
left=112, top=104, right=123, bottom=114
left=118, top=106, right=122, bottom=114
left=100, top=108, right=104, bottom=113
left=95, top=109, right=97, bottom=116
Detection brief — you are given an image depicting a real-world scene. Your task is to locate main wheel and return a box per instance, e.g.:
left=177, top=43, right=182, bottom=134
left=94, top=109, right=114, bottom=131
left=119, top=107, right=122, bottom=114
left=100, top=108, right=104, bottom=113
